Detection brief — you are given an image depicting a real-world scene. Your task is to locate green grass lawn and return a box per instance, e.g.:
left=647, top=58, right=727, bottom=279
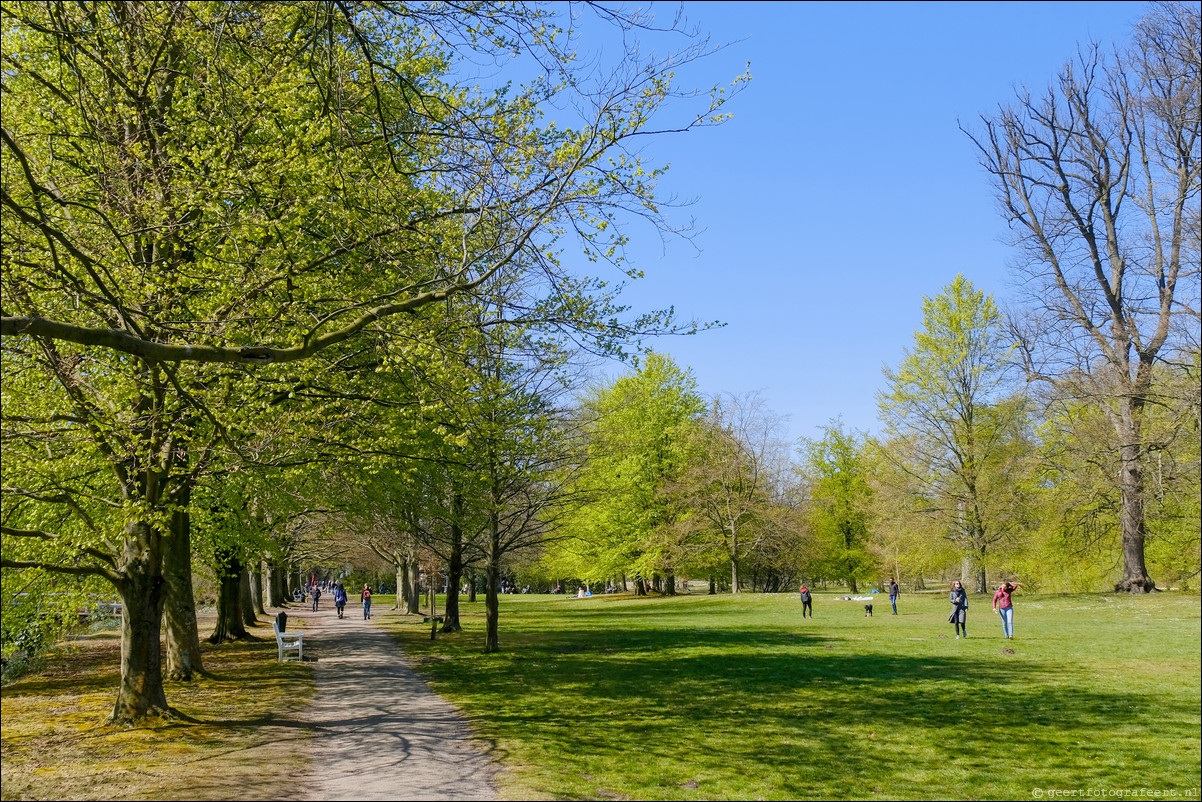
left=385, top=590, right=1202, bottom=801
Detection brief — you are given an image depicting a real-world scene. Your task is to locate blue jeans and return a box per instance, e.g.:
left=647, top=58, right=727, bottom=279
left=363, top=598, right=372, bottom=619
left=890, top=596, right=898, bottom=614
left=998, top=606, right=1014, bottom=638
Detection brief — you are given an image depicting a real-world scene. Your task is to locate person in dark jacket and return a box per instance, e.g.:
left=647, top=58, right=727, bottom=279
left=888, top=578, right=900, bottom=615
left=334, top=584, right=348, bottom=619
left=799, top=585, right=813, bottom=619
left=948, top=580, right=968, bottom=638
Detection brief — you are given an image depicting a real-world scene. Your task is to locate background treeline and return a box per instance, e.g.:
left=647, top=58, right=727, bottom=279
left=531, top=279, right=1199, bottom=598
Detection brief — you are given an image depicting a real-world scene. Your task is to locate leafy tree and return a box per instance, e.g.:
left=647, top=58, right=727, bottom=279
left=798, top=422, right=876, bottom=592
left=964, top=1, right=1201, bottom=591
left=877, top=275, right=1033, bottom=593
left=548, top=354, right=705, bottom=589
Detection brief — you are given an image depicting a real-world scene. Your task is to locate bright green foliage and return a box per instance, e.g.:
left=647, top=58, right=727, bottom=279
left=1021, top=356, right=1202, bottom=591
left=877, top=275, right=1034, bottom=592
left=546, top=354, right=704, bottom=584
left=863, top=436, right=962, bottom=589
left=799, top=421, right=876, bottom=591
left=1, top=1, right=741, bottom=720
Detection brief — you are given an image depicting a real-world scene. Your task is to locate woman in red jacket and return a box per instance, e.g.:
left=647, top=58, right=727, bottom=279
left=992, top=581, right=1021, bottom=639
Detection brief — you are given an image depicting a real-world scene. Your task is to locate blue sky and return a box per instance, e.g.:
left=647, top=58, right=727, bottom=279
left=582, top=0, right=1153, bottom=444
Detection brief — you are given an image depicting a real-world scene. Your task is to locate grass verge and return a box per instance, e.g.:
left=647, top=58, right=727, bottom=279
left=0, top=610, right=315, bottom=801
left=385, top=590, right=1202, bottom=801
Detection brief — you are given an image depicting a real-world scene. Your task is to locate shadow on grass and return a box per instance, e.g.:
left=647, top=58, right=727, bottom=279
left=394, top=618, right=1198, bottom=798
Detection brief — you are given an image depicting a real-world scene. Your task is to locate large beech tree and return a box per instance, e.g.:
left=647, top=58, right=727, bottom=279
left=0, top=1, right=739, bottom=722
left=965, top=2, right=1200, bottom=592
left=877, top=276, right=1033, bottom=593
left=547, top=353, right=705, bottom=588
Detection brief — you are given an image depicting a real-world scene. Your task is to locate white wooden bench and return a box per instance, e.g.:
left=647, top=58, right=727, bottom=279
left=272, top=618, right=303, bottom=662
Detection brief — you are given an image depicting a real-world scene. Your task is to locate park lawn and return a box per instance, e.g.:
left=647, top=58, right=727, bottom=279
left=0, top=610, right=315, bottom=801
left=387, top=590, right=1202, bottom=801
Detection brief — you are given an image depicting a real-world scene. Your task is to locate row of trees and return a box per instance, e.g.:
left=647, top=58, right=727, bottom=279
left=0, top=0, right=744, bottom=722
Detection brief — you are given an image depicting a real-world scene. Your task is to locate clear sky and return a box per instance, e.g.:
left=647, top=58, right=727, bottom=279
left=583, top=0, right=1154, bottom=444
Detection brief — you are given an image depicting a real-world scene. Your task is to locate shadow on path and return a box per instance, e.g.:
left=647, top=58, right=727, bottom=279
left=291, top=604, right=497, bottom=800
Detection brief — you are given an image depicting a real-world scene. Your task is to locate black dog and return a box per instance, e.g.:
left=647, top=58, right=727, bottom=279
left=864, top=604, right=874, bottom=617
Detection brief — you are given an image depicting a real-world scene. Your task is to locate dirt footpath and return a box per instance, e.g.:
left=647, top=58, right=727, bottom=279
left=283, top=602, right=498, bottom=800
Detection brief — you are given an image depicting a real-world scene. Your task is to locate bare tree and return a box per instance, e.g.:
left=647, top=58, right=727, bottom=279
left=964, top=2, right=1201, bottom=592
left=669, top=392, right=791, bottom=593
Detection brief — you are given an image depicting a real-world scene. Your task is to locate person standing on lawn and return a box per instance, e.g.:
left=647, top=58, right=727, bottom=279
left=949, top=580, right=968, bottom=639
left=992, top=581, right=1022, bottom=639
left=799, top=585, right=813, bottom=619
left=888, top=578, right=900, bottom=615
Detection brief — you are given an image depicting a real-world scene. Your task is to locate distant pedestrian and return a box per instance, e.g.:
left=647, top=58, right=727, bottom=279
left=362, top=584, right=373, bottom=619
left=334, top=584, right=347, bottom=619
left=311, top=586, right=322, bottom=612
left=948, top=580, right=968, bottom=638
left=992, top=581, right=1022, bottom=639
left=799, top=585, right=813, bottom=619
left=888, top=578, right=900, bottom=615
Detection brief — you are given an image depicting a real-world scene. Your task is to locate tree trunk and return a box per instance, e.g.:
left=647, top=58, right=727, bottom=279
left=468, top=569, right=478, bottom=603
left=163, top=490, right=203, bottom=682
left=396, top=555, right=407, bottom=611
left=252, top=559, right=266, bottom=616
left=709, top=575, right=716, bottom=595
left=664, top=569, right=676, bottom=596
left=268, top=562, right=285, bottom=607
left=849, top=575, right=858, bottom=594
left=407, top=560, right=421, bottom=614
left=441, top=493, right=464, bottom=633
left=210, top=549, right=250, bottom=643
left=1115, top=431, right=1156, bottom=592
left=239, top=568, right=257, bottom=626
left=111, top=522, right=171, bottom=723
left=484, top=512, right=502, bottom=653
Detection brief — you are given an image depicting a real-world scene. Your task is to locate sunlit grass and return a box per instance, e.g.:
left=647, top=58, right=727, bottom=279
left=385, top=590, right=1202, bottom=801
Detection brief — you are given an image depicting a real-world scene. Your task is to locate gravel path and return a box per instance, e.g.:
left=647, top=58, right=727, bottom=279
left=282, top=603, right=498, bottom=800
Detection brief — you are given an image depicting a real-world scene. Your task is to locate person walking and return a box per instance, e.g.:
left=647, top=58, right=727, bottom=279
left=992, top=581, right=1022, bottom=639
left=311, top=585, right=322, bottom=612
left=948, top=580, right=968, bottom=638
left=799, top=585, right=813, bottom=619
left=334, top=584, right=347, bottom=619
left=888, top=578, right=900, bottom=615
left=361, top=583, right=373, bottom=620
